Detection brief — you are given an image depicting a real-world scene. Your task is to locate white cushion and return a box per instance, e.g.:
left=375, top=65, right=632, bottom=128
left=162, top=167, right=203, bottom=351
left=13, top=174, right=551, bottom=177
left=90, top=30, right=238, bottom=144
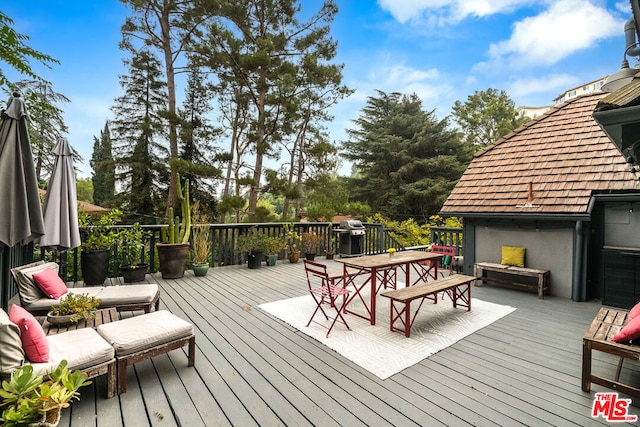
left=14, top=262, right=59, bottom=304
left=21, top=284, right=159, bottom=313
left=46, top=328, right=114, bottom=370
left=97, top=310, right=193, bottom=356
left=0, top=309, right=25, bottom=376
left=77, top=284, right=158, bottom=307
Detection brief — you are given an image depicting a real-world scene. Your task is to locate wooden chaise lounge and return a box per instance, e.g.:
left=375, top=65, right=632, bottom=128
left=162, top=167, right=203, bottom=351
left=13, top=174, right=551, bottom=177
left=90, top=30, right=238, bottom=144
left=11, top=261, right=160, bottom=315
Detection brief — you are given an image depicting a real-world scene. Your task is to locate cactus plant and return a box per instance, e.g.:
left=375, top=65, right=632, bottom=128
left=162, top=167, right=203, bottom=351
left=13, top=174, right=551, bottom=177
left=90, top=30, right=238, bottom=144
left=161, top=173, right=191, bottom=244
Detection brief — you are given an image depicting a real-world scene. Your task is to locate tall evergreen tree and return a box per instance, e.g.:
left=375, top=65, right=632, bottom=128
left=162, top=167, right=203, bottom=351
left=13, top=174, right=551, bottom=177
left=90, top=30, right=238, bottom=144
left=90, top=122, right=116, bottom=208
left=178, top=65, right=221, bottom=217
left=344, top=90, right=473, bottom=221
left=451, top=88, right=530, bottom=148
left=120, top=0, right=218, bottom=218
left=194, top=0, right=342, bottom=222
left=110, top=49, right=168, bottom=222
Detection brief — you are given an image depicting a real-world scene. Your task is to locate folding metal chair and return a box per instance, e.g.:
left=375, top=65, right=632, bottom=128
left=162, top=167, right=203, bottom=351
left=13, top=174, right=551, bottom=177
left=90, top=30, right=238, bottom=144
left=304, top=260, right=352, bottom=338
left=430, top=245, right=457, bottom=277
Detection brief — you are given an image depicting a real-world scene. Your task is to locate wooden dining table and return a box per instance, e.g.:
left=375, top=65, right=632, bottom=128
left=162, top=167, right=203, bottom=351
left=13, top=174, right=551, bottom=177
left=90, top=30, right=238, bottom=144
left=335, top=250, right=443, bottom=325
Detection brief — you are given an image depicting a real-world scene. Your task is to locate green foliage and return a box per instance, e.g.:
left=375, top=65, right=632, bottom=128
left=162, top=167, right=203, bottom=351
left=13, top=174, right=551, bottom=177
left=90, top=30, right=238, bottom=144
left=344, top=90, right=472, bottom=221
left=237, top=228, right=267, bottom=253
left=117, top=222, right=150, bottom=267
left=90, top=122, right=116, bottom=208
left=78, top=208, right=122, bottom=250
left=160, top=174, right=191, bottom=244
left=451, top=88, right=530, bottom=148
left=191, top=200, right=211, bottom=264
left=75, top=178, right=94, bottom=204
left=283, top=223, right=301, bottom=254
left=368, top=213, right=431, bottom=248
left=49, top=293, right=101, bottom=322
left=0, top=11, right=59, bottom=90
left=367, top=213, right=463, bottom=248
left=0, top=361, right=90, bottom=427
left=263, top=236, right=287, bottom=255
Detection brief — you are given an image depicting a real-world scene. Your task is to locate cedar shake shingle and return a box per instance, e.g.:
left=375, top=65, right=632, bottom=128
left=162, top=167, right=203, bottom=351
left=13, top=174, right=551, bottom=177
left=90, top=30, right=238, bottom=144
left=440, top=93, right=640, bottom=216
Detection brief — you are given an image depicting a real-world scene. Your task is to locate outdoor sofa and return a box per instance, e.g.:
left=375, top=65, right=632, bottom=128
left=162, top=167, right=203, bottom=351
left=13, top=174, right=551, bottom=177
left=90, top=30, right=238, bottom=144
left=0, top=306, right=195, bottom=398
left=11, top=260, right=160, bottom=316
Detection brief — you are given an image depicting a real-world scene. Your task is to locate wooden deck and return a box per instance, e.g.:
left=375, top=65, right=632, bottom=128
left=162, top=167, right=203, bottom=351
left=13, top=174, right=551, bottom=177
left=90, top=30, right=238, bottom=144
left=54, top=259, right=640, bottom=426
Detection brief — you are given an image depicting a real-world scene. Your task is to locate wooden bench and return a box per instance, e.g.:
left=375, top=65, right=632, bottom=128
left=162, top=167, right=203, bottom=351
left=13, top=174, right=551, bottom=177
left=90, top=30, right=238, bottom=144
left=474, top=262, right=550, bottom=299
left=582, top=307, right=640, bottom=399
left=380, top=274, right=476, bottom=337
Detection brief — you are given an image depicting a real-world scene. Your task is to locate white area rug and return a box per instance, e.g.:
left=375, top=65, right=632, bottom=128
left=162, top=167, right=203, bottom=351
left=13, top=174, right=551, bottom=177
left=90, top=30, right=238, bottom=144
left=259, top=290, right=515, bottom=379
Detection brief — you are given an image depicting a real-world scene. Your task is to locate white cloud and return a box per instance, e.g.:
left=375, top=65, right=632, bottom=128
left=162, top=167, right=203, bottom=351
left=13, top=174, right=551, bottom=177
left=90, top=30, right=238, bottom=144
left=377, top=0, right=533, bottom=24
left=487, top=0, right=622, bottom=68
left=506, top=73, right=579, bottom=98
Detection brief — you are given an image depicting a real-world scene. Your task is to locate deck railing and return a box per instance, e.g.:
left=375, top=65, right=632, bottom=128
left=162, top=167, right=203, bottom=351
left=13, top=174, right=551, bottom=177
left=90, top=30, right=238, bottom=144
left=0, top=223, right=463, bottom=311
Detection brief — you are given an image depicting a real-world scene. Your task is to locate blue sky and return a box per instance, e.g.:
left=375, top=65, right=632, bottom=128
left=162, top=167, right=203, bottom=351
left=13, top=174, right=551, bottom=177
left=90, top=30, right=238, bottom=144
left=2, top=0, right=634, bottom=178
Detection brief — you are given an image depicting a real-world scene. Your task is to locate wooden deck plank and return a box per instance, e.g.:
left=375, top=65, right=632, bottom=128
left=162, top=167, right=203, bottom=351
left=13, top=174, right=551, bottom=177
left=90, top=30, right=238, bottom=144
left=54, top=260, right=640, bottom=426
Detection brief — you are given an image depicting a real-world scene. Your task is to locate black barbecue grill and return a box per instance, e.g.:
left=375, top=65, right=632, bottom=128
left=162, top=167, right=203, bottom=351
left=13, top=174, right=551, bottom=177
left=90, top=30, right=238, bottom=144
left=338, top=220, right=365, bottom=256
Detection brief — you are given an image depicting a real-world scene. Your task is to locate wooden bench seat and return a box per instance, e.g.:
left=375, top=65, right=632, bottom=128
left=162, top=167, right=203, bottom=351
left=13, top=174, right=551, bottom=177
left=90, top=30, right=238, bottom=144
left=380, top=274, right=476, bottom=337
left=474, top=262, right=550, bottom=299
left=582, top=307, right=640, bottom=399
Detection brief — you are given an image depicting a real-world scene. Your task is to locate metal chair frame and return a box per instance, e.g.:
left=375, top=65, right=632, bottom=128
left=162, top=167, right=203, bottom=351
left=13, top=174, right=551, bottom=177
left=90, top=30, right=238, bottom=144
left=304, top=260, right=352, bottom=338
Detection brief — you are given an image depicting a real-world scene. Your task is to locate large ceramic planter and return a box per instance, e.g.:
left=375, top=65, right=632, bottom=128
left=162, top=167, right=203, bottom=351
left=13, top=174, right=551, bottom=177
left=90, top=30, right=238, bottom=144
left=266, top=254, right=278, bottom=266
left=119, top=263, right=148, bottom=283
left=156, top=243, right=189, bottom=279
left=81, top=248, right=110, bottom=286
left=304, top=252, right=316, bottom=261
left=193, top=263, right=210, bottom=276
left=247, top=250, right=264, bottom=269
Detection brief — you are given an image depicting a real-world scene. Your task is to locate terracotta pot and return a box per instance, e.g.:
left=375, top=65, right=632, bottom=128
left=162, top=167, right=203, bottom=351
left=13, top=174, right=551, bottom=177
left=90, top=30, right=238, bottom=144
left=156, top=243, right=189, bottom=279
left=288, top=251, right=300, bottom=263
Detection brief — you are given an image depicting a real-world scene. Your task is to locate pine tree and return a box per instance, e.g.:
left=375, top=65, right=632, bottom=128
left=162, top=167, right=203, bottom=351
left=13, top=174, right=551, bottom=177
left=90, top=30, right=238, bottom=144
left=194, top=0, right=343, bottom=222
left=344, top=90, right=473, bottom=221
left=90, top=122, right=116, bottom=208
left=110, top=49, right=168, bottom=222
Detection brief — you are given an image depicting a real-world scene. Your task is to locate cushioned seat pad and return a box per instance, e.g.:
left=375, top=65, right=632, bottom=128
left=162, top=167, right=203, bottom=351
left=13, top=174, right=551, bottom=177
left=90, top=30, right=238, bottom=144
left=22, top=284, right=159, bottom=313
left=30, top=328, right=114, bottom=375
left=97, top=310, right=193, bottom=356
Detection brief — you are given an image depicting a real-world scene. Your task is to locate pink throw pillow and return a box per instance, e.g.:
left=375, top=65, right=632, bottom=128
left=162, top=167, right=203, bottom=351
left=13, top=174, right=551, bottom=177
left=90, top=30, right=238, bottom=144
left=9, top=304, right=49, bottom=363
left=628, top=302, right=640, bottom=322
left=612, top=315, right=640, bottom=343
left=32, top=268, right=68, bottom=299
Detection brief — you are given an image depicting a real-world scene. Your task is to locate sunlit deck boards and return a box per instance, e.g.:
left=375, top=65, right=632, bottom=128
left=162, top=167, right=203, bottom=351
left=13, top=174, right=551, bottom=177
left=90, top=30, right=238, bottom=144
left=57, top=260, right=640, bottom=426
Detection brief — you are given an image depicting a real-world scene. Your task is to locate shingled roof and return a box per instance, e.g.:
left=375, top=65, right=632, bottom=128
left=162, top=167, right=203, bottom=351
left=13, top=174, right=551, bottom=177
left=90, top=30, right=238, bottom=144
left=440, top=92, right=640, bottom=217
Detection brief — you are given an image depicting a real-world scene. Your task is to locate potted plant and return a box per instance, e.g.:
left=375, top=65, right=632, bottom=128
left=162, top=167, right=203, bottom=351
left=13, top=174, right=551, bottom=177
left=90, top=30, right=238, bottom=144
left=284, top=223, right=301, bottom=263
left=0, top=360, right=91, bottom=427
left=263, top=236, right=286, bottom=266
left=46, top=293, right=101, bottom=325
left=191, top=200, right=211, bottom=276
left=237, top=228, right=266, bottom=269
left=117, top=223, right=150, bottom=283
left=326, top=235, right=337, bottom=260
left=157, top=173, right=191, bottom=279
left=301, top=231, right=322, bottom=261
left=78, top=208, right=122, bottom=286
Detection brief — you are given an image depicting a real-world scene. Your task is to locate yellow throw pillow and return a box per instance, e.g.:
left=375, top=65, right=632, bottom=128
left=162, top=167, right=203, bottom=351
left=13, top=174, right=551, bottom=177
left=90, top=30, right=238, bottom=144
left=501, top=246, right=525, bottom=267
